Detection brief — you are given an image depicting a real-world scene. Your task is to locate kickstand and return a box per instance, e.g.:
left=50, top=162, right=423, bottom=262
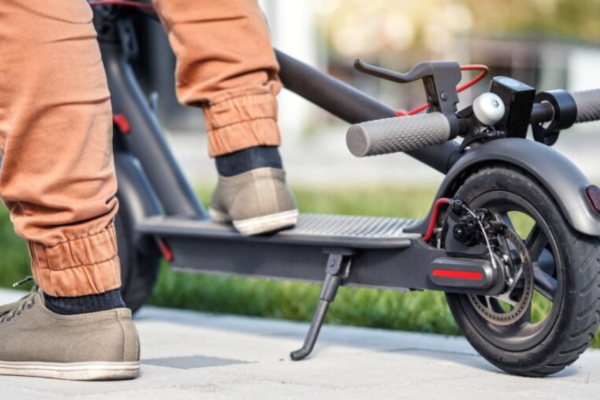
left=290, top=250, right=353, bottom=361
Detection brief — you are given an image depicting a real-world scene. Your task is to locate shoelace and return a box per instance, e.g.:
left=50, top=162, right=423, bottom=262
left=0, top=277, right=37, bottom=323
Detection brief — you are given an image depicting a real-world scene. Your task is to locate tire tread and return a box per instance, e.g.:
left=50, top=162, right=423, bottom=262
left=445, top=164, right=600, bottom=377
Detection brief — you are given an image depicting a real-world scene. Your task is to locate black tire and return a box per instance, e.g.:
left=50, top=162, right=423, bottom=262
left=115, top=207, right=161, bottom=313
left=446, top=165, right=600, bottom=376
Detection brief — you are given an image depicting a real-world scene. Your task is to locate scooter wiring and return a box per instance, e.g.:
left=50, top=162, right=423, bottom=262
left=422, top=198, right=450, bottom=242
left=90, top=0, right=490, bottom=260
left=461, top=205, right=498, bottom=271
left=396, top=64, right=489, bottom=117
left=423, top=199, right=498, bottom=272
left=88, top=0, right=488, bottom=121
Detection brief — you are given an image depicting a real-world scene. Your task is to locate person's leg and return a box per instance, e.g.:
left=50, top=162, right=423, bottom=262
left=0, top=0, right=139, bottom=380
left=153, top=0, right=298, bottom=235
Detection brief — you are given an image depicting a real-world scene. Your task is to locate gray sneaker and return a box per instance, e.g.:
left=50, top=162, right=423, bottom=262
left=209, top=167, right=298, bottom=235
left=0, top=288, right=140, bottom=381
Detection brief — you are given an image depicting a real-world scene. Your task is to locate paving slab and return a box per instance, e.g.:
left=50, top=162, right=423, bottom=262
left=0, top=288, right=598, bottom=400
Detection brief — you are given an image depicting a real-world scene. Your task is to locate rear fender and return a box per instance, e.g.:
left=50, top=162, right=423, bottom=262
left=408, top=138, right=600, bottom=236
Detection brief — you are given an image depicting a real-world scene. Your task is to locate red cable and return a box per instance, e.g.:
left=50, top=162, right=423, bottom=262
left=396, top=64, right=489, bottom=117
left=87, top=4, right=463, bottom=243
left=88, top=0, right=156, bottom=11
left=90, top=2, right=486, bottom=119
left=88, top=2, right=486, bottom=117
left=422, top=198, right=451, bottom=242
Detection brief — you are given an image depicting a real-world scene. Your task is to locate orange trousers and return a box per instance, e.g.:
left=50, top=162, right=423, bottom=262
left=0, top=0, right=281, bottom=296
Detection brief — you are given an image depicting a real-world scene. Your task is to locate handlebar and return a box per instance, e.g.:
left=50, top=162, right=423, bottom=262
left=572, top=89, right=600, bottom=123
left=347, top=88, right=600, bottom=157
left=347, top=113, right=452, bottom=157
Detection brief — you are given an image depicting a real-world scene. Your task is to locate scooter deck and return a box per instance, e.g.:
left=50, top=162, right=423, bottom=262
left=135, top=213, right=446, bottom=291
left=138, top=213, right=420, bottom=249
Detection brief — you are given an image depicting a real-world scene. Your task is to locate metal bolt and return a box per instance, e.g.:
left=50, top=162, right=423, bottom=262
left=440, top=92, right=448, bottom=101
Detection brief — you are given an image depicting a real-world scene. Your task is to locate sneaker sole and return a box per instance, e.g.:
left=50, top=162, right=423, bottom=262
left=209, top=208, right=299, bottom=236
left=209, top=207, right=232, bottom=224
left=0, top=361, right=140, bottom=381
left=233, top=210, right=299, bottom=236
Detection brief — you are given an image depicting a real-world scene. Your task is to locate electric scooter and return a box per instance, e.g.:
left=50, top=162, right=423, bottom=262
left=62, top=2, right=600, bottom=376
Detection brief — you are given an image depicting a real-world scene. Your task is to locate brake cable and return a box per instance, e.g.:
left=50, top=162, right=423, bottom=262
left=423, top=198, right=498, bottom=271
left=396, top=65, right=489, bottom=117
left=461, top=205, right=498, bottom=271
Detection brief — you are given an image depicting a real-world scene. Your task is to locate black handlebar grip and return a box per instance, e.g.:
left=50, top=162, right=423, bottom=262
left=572, top=89, right=600, bottom=123
left=346, top=112, right=451, bottom=157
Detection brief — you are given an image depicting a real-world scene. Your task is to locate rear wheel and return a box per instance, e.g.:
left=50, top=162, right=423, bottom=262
left=446, top=165, right=600, bottom=376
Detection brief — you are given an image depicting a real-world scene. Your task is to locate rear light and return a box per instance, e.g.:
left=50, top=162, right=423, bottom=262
left=585, top=185, right=600, bottom=214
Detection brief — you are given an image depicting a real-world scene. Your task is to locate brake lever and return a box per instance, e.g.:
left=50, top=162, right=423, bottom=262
left=354, top=59, right=440, bottom=84
left=354, top=59, right=463, bottom=137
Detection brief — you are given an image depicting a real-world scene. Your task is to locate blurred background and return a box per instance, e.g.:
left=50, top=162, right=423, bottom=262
left=2, top=0, right=600, bottom=345
left=133, top=0, right=600, bottom=188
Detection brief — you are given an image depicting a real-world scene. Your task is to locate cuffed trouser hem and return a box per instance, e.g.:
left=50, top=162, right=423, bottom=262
left=203, top=90, right=282, bottom=157
left=207, top=118, right=281, bottom=157
left=28, top=224, right=121, bottom=297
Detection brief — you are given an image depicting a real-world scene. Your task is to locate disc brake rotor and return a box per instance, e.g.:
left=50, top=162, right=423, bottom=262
left=467, top=226, right=534, bottom=326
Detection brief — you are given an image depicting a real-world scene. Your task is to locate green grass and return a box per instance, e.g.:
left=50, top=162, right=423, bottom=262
left=0, top=185, right=598, bottom=348
left=0, top=208, right=34, bottom=287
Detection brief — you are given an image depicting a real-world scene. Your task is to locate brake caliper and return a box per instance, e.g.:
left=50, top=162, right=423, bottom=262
left=443, top=200, right=535, bottom=324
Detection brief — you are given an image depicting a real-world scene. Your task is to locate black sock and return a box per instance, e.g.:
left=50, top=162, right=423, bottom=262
left=44, top=289, right=126, bottom=315
left=215, top=146, right=283, bottom=177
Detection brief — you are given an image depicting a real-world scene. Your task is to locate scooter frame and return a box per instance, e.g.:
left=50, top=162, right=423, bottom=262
left=90, top=8, right=600, bottom=360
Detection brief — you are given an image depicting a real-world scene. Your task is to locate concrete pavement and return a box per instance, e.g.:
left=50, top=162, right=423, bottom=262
left=0, top=288, right=599, bottom=399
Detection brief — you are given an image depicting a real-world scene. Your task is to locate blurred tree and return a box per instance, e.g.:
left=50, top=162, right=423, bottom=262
left=316, top=0, right=600, bottom=59
left=466, top=0, right=600, bottom=39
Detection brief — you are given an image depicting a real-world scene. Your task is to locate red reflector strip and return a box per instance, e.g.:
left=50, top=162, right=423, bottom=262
left=585, top=185, right=600, bottom=214
left=432, top=269, right=483, bottom=280
left=157, top=238, right=174, bottom=262
left=113, top=114, right=131, bottom=134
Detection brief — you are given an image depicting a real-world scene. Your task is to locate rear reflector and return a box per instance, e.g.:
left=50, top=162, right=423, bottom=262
left=429, top=257, right=492, bottom=290
left=432, top=269, right=483, bottom=281
left=112, top=114, right=131, bottom=135
left=585, top=185, right=600, bottom=214
left=157, top=238, right=174, bottom=262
